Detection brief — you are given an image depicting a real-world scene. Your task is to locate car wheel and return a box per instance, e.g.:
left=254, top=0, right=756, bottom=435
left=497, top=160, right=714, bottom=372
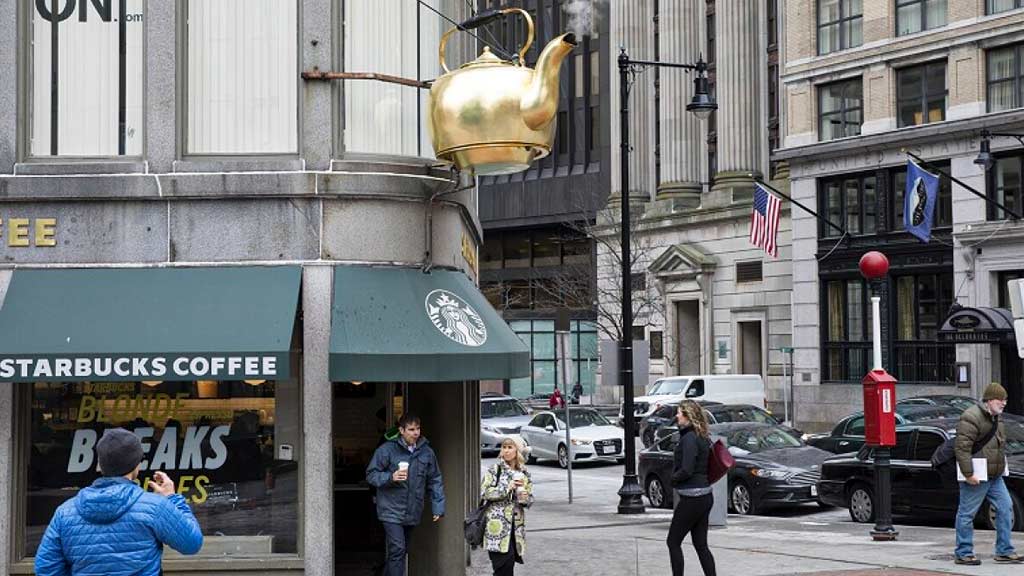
left=847, top=484, right=875, bottom=524
left=557, top=444, right=569, bottom=469
left=730, top=482, right=755, bottom=515
left=646, top=475, right=670, bottom=509
left=983, top=491, right=1024, bottom=532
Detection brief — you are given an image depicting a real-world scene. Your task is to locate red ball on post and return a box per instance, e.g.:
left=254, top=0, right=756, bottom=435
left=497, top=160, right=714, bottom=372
left=859, top=251, right=889, bottom=280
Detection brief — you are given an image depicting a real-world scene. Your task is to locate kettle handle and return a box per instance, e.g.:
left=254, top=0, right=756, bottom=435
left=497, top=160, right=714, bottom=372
left=439, top=8, right=535, bottom=74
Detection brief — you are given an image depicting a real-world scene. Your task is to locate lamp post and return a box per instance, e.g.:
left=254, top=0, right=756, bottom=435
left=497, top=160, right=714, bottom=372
left=858, top=251, right=899, bottom=541
left=616, top=48, right=715, bottom=514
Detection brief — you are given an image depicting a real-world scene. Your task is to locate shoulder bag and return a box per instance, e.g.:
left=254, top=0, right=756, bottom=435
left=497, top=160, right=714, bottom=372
left=930, top=420, right=998, bottom=469
left=707, top=439, right=735, bottom=484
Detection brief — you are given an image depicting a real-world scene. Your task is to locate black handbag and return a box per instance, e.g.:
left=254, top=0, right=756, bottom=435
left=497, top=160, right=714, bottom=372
left=930, top=420, right=997, bottom=469
left=463, top=497, right=489, bottom=548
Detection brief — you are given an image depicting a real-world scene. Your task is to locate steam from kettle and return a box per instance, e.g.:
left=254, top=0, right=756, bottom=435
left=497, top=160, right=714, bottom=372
left=563, top=0, right=605, bottom=37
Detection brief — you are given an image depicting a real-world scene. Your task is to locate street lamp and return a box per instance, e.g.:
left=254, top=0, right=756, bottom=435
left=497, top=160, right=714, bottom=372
left=616, top=48, right=715, bottom=515
left=975, top=128, right=1024, bottom=171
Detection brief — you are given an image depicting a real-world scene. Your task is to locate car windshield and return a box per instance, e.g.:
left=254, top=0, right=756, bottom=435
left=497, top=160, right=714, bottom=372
left=482, top=399, right=528, bottom=419
left=899, top=406, right=960, bottom=422
left=559, top=410, right=612, bottom=428
left=944, top=397, right=977, bottom=412
left=727, top=427, right=802, bottom=453
left=648, top=379, right=688, bottom=396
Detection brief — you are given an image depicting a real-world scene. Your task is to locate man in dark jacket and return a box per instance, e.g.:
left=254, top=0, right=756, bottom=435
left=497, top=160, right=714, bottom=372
left=953, top=383, right=1022, bottom=565
left=34, top=428, right=203, bottom=576
left=366, top=413, right=446, bottom=576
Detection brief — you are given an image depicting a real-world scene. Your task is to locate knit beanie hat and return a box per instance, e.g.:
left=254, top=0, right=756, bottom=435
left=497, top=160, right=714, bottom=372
left=505, top=435, right=530, bottom=458
left=982, top=382, right=1008, bottom=402
left=96, top=428, right=144, bottom=477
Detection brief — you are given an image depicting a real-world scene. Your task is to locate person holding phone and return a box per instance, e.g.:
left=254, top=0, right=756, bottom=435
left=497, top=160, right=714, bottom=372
left=35, top=427, right=203, bottom=576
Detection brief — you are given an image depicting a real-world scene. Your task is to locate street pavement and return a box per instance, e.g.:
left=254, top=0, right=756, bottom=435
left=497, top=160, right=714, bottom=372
left=469, top=454, right=1021, bottom=575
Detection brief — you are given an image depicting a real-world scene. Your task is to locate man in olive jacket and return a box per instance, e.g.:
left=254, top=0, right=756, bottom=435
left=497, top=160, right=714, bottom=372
left=953, top=383, right=1022, bottom=565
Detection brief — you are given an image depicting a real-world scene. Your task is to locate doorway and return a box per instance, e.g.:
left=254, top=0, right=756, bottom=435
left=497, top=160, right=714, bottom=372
left=738, top=321, right=763, bottom=376
left=676, top=300, right=701, bottom=375
left=333, top=382, right=405, bottom=575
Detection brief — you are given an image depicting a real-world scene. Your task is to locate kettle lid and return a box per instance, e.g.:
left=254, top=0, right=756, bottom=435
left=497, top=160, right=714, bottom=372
left=461, top=46, right=515, bottom=69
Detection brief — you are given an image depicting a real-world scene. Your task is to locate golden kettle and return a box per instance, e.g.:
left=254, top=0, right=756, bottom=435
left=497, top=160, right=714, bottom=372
left=427, top=9, right=577, bottom=176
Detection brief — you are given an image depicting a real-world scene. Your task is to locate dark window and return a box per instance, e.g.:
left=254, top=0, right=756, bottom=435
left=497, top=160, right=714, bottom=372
left=818, top=0, right=864, bottom=54
left=912, top=431, right=946, bottom=461
left=989, top=0, right=1024, bottom=13
left=588, top=106, right=600, bottom=153
left=989, top=153, right=1023, bottom=221
left=736, top=261, right=764, bottom=283
left=892, top=161, right=952, bottom=229
left=894, top=272, right=955, bottom=384
left=706, top=13, right=716, bottom=65
left=819, top=173, right=876, bottom=236
left=631, top=273, right=647, bottom=292
left=657, top=432, right=679, bottom=452
left=768, top=0, right=779, bottom=47
left=532, top=234, right=560, bottom=267
left=823, top=279, right=872, bottom=382
left=998, top=271, right=1024, bottom=308
left=987, top=44, right=1024, bottom=113
left=769, top=65, right=780, bottom=124
left=557, top=111, right=569, bottom=155
left=503, top=233, right=531, bottom=268
left=631, top=325, right=646, bottom=343
left=650, top=331, right=664, bottom=359
left=26, top=381, right=298, bottom=556
left=896, top=0, right=947, bottom=36
left=482, top=237, right=502, bottom=270
left=562, top=236, right=592, bottom=264
left=897, top=62, right=947, bottom=127
left=846, top=416, right=866, bottom=436
left=818, top=79, right=863, bottom=140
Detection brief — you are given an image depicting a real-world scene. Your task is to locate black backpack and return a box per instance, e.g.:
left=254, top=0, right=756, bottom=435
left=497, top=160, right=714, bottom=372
left=930, top=420, right=998, bottom=469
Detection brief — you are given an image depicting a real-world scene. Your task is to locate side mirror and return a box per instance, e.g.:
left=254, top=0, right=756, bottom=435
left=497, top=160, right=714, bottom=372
left=544, top=425, right=556, bottom=433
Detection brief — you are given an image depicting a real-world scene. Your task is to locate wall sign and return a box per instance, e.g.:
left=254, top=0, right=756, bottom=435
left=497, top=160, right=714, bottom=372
left=0, top=218, right=57, bottom=247
left=0, top=354, right=280, bottom=382
left=461, top=233, right=479, bottom=277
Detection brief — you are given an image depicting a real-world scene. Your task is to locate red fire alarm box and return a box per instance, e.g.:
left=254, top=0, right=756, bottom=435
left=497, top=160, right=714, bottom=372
left=863, top=369, right=897, bottom=447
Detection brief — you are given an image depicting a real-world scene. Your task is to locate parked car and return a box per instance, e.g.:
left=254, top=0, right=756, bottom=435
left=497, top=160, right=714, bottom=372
left=520, top=408, right=624, bottom=469
left=639, top=402, right=803, bottom=448
left=805, top=405, right=962, bottom=454
left=621, top=374, right=766, bottom=433
left=897, top=395, right=980, bottom=413
left=639, top=422, right=831, bottom=514
left=817, top=419, right=1024, bottom=531
left=480, top=394, right=533, bottom=454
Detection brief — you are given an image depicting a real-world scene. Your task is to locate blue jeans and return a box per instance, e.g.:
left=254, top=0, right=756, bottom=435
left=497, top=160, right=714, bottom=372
left=955, top=476, right=1016, bottom=558
left=382, top=522, right=414, bottom=576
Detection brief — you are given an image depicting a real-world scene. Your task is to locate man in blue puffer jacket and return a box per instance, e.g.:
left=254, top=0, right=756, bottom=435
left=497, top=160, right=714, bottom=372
left=34, top=428, right=203, bottom=576
left=366, top=412, right=446, bottom=576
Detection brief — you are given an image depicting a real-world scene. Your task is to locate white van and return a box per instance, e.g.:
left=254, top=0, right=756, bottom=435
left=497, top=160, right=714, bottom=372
left=620, top=374, right=766, bottom=428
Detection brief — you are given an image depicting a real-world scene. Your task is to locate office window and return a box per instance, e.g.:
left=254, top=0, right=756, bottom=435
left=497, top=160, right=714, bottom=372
left=510, top=321, right=599, bottom=398
left=818, top=79, right=863, bottom=140
left=818, top=0, right=863, bottom=55
left=989, top=153, right=1023, bottom=221
left=188, top=0, right=298, bottom=154
left=823, top=279, right=872, bottom=382
left=989, top=0, right=1024, bottom=14
left=894, top=273, right=955, bottom=384
left=26, top=381, right=299, bottom=556
left=998, top=271, right=1024, bottom=308
left=29, top=0, right=145, bottom=156
left=988, top=44, right=1024, bottom=113
left=768, top=0, right=779, bottom=47
left=896, top=0, right=947, bottom=36
left=897, top=62, right=947, bottom=127
left=819, top=174, right=876, bottom=236
left=893, top=162, right=952, bottom=229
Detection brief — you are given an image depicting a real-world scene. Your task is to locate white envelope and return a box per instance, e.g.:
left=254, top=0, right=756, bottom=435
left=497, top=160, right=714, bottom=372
left=957, top=458, right=989, bottom=483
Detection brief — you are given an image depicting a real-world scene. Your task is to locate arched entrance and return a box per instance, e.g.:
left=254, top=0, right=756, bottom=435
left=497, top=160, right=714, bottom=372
left=938, top=305, right=1022, bottom=415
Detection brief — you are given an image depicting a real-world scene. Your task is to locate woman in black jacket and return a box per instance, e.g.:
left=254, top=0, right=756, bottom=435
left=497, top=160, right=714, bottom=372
left=666, top=399, right=717, bottom=576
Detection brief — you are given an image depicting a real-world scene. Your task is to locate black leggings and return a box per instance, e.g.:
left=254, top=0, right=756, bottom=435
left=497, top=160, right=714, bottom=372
left=488, top=528, right=519, bottom=576
left=666, top=493, right=716, bottom=576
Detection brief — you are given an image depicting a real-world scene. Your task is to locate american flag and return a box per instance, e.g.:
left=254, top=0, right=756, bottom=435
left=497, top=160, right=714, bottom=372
left=750, top=183, right=781, bottom=258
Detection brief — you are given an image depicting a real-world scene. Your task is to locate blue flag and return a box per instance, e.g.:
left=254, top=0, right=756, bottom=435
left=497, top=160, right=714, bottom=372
left=904, top=160, right=939, bottom=243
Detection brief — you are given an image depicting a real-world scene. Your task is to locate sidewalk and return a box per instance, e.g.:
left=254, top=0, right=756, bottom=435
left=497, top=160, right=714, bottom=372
left=467, top=499, right=1018, bottom=576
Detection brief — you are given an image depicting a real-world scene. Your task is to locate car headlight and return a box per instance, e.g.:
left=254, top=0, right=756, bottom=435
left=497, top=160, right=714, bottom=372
left=571, top=439, right=592, bottom=446
left=482, top=425, right=497, bottom=433
left=750, top=468, right=791, bottom=480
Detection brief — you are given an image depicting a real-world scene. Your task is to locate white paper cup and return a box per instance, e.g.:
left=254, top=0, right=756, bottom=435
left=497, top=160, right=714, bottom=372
left=398, top=461, right=409, bottom=472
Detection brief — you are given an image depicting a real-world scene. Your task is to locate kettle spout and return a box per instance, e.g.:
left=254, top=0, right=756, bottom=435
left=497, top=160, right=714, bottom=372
left=521, top=33, right=577, bottom=131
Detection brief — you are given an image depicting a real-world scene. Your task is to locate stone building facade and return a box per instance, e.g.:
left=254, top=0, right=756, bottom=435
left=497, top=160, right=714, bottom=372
left=0, top=2, right=530, bottom=575
left=594, top=0, right=792, bottom=413
left=778, top=0, right=1024, bottom=430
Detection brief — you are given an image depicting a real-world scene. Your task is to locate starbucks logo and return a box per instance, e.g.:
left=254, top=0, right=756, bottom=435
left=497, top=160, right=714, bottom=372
left=425, top=289, right=487, bottom=347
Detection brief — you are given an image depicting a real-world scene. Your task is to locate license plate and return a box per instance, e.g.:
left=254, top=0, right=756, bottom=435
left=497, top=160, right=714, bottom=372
left=810, top=485, right=818, bottom=497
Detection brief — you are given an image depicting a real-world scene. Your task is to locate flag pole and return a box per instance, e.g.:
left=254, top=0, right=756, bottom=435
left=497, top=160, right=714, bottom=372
left=753, top=177, right=847, bottom=236
left=903, top=150, right=1022, bottom=221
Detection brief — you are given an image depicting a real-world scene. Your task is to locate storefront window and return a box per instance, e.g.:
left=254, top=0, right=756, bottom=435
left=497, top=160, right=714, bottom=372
left=26, top=380, right=298, bottom=557
left=823, top=279, right=871, bottom=382
left=893, top=273, right=955, bottom=384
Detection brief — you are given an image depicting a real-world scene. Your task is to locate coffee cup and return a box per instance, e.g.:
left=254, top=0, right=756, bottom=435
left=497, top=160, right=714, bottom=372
left=398, top=461, right=409, bottom=473
left=512, top=472, right=525, bottom=497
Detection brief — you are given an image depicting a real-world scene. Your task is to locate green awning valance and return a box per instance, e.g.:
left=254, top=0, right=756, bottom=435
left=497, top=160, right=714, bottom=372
left=329, top=266, right=529, bottom=382
left=0, top=267, right=301, bottom=382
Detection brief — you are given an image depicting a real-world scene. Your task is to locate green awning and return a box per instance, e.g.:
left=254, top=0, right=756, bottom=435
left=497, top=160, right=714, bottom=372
left=329, top=266, right=529, bottom=382
left=0, top=267, right=301, bottom=382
